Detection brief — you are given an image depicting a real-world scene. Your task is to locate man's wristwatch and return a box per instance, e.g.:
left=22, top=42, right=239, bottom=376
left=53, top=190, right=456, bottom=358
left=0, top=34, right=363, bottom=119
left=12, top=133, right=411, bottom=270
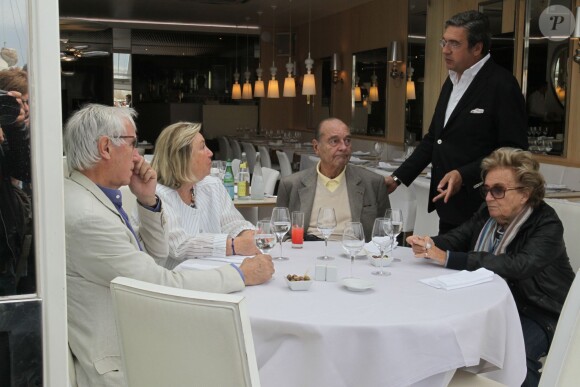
left=392, top=175, right=402, bottom=186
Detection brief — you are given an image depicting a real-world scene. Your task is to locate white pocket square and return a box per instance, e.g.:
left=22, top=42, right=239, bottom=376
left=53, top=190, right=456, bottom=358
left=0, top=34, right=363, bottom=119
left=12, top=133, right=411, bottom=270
left=470, top=108, right=484, bottom=114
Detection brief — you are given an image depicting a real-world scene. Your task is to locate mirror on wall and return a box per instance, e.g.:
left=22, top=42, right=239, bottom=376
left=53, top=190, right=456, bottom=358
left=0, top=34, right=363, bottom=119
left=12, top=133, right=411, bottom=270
left=523, top=0, right=569, bottom=156
left=351, top=48, right=387, bottom=137
left=319, top=56, right=331, bottom=122
left=479, top=0, right=516, bottom=72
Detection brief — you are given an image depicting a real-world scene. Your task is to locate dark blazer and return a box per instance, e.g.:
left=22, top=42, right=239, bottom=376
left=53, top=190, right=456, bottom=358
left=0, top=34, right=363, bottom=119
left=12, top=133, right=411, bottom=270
left=433, top=202, right=575, bottom=340
left=394, top=58, right=528, bottom=226
left=276, top=164, right=389, bottom=242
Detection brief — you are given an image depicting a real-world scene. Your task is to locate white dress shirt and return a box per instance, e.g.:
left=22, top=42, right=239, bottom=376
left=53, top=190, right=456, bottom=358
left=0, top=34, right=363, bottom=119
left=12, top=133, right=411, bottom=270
left=444, top=53, right=490, bottom=126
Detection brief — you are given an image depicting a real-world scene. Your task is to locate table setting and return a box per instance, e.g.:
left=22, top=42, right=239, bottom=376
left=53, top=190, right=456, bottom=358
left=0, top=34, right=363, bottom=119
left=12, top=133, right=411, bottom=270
left=176, top=240, right=526, bottom=387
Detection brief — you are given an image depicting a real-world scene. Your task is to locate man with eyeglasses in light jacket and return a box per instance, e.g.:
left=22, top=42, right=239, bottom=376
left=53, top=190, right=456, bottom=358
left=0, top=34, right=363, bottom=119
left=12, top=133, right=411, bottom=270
left=385, top=10, right=528, bottom=235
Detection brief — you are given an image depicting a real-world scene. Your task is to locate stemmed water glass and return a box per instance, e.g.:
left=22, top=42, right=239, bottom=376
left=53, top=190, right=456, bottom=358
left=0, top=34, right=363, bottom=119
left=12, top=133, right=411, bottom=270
left=254, top=220, right=277, bottom=254
left=385, top=208, right=403, bottom=261
left=342, top=222, right=365, bottom=278
left=270, top=207, right=291, bottom=260
left=317, top=207, right=337, bottom=260
left=371, top=218, right=392, bottom=276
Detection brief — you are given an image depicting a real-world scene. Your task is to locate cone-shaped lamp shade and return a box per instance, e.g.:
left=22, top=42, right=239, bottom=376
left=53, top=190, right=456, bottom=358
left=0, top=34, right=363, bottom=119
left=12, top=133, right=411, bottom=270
left=283, top=76, right=296, bottom=97
left=354, top=86, right=362, bottom=101
left=406, top=80, right=416, bottom=100
left=254, top=80, right=265, bottom=97
left=369, top=85, right=379, bottom=102
left=242, top=82, right=253, bottom=99
left=232, top=82, right=242, bottom=99
left=302, top=73, right=316, bottom=95
left=267, top=79, right=280, bottom=98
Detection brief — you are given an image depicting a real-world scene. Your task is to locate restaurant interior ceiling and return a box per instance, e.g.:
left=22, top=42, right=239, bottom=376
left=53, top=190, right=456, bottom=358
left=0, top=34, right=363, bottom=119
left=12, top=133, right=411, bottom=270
left=57, top=0, right=377, bottom=58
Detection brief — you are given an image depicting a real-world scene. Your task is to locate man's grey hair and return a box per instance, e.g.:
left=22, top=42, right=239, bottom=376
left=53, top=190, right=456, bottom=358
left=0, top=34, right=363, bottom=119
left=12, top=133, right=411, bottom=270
left=63, top=104, right=137, bottom=172
left=445, top=10, right=491, bottom=56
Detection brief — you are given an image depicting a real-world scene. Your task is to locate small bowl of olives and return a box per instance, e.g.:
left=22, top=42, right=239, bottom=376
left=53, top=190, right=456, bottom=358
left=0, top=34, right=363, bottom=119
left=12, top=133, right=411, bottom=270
left=285, top=274, right=313, bottom=291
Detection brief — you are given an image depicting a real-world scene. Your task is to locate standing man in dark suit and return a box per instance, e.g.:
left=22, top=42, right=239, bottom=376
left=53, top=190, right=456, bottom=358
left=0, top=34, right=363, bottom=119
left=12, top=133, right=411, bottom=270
left=385, top=10, right=528, bottom=234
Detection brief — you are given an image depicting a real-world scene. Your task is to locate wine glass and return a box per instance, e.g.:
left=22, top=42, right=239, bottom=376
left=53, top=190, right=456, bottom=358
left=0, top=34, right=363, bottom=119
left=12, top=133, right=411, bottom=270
left=371, top=218, right=392, bottom=276
left=255, top=220, right=277, bottom=254
left=270, top=207, right=291, bottom=260
left=317, top=207, right=337, bottom=260
left=385, top=208, right=403, bottom=261
left=342, top=222, right=365, bottom=278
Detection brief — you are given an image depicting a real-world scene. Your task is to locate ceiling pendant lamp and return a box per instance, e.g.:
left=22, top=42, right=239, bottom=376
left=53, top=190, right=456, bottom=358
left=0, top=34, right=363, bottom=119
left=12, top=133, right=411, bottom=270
left=254, top=11, right=265, bottom=97
left=283, top=0, right=296, bottom=97
left=242, top=19, right=253, bottom=99
left=267, top=5, right=280, bottom=98
left=231, top=27, right=242, bottom=100
left=354, top=74, right=362, bottom=102
left=369, top=71, right=379, bottom=102
left=302, top=0, right=315, bottom=103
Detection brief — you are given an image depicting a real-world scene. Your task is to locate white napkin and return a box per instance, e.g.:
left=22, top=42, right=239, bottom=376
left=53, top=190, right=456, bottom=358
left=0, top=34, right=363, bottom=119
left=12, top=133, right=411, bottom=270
left=420, top=268, right=494, bottom=290
left=378, top=162, right=395, bottom=169
left=352, top=151, right=370, bottom=156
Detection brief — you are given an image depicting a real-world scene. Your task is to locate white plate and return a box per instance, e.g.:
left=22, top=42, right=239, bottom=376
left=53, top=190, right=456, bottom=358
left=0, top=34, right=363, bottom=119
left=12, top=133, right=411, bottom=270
left=352, top=151, right=370, bottom=156
left=341, top=278, right=374, bottom=292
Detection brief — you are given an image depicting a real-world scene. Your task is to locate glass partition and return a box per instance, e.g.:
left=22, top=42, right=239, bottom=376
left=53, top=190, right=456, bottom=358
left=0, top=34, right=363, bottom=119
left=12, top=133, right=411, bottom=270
left=522, top=0, right=570, bottom=156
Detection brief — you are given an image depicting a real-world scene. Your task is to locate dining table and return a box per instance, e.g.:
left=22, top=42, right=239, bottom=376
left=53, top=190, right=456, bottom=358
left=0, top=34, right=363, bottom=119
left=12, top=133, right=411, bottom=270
left=177, top=242, right=526, bottom=387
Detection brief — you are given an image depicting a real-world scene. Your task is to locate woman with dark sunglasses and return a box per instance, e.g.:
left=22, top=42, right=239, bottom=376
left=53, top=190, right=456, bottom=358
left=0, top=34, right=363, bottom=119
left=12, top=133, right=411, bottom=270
left=407, top=147, right=574, bottom=387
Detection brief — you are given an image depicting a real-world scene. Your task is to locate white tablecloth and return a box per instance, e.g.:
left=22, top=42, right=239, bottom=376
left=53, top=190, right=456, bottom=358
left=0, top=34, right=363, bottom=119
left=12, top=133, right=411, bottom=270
left=178, top=242, right=526, bottom=387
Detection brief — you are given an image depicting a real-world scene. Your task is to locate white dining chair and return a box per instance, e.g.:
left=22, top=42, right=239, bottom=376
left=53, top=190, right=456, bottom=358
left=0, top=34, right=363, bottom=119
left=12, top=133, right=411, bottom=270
left=218, top=136, right=233, bottom=161
left=110, top=277, right=261, bottom=387
left=231, top=158, right=241, bottom=180
left=544, top=199, right=580, bottom=271
left=539, top=269, right=580, bottom=386
left=258, top=145, right=279, bottom=171
left=241, top=142, right=257, bottom=173
left=276, top=151, right=293, bottom=179
left=230, top=138, right=243, bottom=161
left=261, top=167, right=280, bottom=196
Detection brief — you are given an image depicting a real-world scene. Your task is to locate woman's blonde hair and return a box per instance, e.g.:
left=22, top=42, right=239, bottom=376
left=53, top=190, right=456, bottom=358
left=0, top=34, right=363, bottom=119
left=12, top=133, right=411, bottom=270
left=152, top=122, right=202, bottom=188
left=481, top=147, right=545, bottom=208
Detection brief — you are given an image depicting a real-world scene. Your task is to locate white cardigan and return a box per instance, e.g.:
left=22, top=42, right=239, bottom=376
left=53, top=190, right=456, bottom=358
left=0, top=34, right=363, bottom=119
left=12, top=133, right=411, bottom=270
left=154, top=176, right=254, bottom=269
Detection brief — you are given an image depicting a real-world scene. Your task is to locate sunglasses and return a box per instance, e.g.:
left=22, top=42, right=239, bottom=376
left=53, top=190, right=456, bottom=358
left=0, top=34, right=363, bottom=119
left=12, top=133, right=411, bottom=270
left=480, top=185, right=525, bottom=199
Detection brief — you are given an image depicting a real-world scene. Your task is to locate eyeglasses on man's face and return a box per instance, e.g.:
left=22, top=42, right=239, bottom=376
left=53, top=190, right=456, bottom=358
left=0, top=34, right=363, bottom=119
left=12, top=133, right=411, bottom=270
left=113, top=135, right=139, bottom=149
left=439, top=39, right=462, bottom=50
left=480, top=185, right=525, bottom=199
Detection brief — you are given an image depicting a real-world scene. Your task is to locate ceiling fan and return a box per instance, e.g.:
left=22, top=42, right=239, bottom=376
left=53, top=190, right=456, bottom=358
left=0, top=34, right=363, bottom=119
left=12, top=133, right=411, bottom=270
left=60, top=39, right=109, bottom=62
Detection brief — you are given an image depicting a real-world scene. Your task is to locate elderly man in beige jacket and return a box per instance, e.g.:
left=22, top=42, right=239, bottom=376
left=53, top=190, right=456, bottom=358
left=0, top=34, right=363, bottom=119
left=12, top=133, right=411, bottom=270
left=63, top=104, right=273, bottom=387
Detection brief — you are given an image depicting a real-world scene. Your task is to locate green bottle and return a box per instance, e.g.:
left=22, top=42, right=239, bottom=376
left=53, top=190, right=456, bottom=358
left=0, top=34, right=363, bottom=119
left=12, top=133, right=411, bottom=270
left=223, top=160, right=235, bottom=200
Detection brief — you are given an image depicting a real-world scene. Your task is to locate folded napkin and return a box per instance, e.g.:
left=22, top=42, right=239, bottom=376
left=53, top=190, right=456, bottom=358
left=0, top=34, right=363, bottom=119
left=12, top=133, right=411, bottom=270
left=420, top=268, right=494, bottom=290
left=352, top=151, right=370, bottom=156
